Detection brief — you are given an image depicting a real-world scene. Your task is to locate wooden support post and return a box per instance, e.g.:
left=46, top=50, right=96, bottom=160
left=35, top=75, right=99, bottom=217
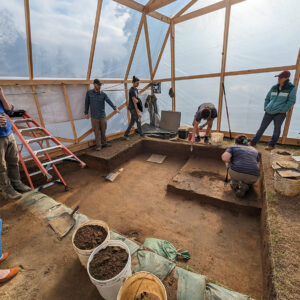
left=24, top=0, right=33, bottom=79
left=87, top=0, right=103, bottom=80
left=62, top=84, right=78, bottom=142
left=282, top=48, right=300, bottom=143
left=143, top=15, right=153, bottom=79
left=152, top=26, right=171, bottom=80
left=170, top=21, right=176, bottom=111
left=124, top=15, right=144, bottom=81
left=217, top=0, right=231, bottom=131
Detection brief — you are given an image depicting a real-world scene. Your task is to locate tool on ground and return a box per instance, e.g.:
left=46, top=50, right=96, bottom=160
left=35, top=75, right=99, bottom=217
left=105, top=168, right=124, bottom=182
left=224, top=162, right=230, bottom=186
left=276, top=162, right=300, bottom=178
left=7, top=111, right=86, bottom=191
left=222, top=82, right=232, bottom=139
left=48, top=205, right=79, bottom=239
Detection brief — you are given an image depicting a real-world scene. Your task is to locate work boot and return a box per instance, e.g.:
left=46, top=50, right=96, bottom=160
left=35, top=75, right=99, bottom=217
left=95, top=147, right=101, bottom=151
left=102, top=143, right=112, bottom=148
left=204, top=136, right=209, bottom=143
left=195, top=136, right=201, bottom=143
left=12, top=181, right=31, bottom=193
left=265, top=145, right=275, bottom=151
left=0, top=185, right=22, bottom=200
left=235, top=181, right=249, bottom=198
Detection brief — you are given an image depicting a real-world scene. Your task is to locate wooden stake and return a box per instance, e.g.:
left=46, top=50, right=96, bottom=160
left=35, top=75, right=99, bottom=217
left=217, top=0, right=231, bottom=131
left=87, top=0, right=103, bottom=80
left=282, top=48, right=300, bottom=143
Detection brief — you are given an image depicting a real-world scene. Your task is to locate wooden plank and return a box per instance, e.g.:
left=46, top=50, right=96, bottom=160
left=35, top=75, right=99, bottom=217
left=55, top=137, right=76, bottom=143
left=62, top=84, right=78, bottom=142
left=144, top=0, right=176, bottom=13
left=170, top=21, right=176, bottom=111
left=0, top=79, right=151, bottom=86
left=138, top=83, right=152, bottom=95
left=152, top=26, right=170, bottom=79
left=87, top=0, right=103, bottom=80
left=113, top=0, right=170, bottom=23
left=174, top=0, right=245, bottom=24
left=125, top=14, right=144, bottom=81
left=78, top=128, right=94, bottom=143
left=282, top=48, right=300, bottom=143
left=143, top=15, right=153, bottom=78
left=24, top=0, right=33, bottom=79
left=217, top=0, right=231, bottom=131
left=174, top=0, right=198, bottom=17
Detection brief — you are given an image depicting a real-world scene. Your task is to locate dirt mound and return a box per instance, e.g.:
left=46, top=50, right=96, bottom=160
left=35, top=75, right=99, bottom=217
left=89, top=246, right=128, bottom=280
left=74, top=225, right=107, bottom=250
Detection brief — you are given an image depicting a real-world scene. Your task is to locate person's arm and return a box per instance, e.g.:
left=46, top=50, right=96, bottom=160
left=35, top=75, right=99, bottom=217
left=264, top=88, right=272, bottom=111
left=132, top=96, right=141, bottom=118
left=84, top=91, right=90, bottom=119
left=205, top=119, right=214, bottom=136
left=221, top=151, right=232, bottom=163
left=280, top=87, right=297, bottom=113
left=104, top=93, right=119, bottom=113
left=0, top=87, right=13, bottom=111
left=191, top=120, right=199, bottom=144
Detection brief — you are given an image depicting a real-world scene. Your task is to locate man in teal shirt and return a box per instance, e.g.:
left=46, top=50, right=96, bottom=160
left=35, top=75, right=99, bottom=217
left=251, top=71, right=297, bottom=150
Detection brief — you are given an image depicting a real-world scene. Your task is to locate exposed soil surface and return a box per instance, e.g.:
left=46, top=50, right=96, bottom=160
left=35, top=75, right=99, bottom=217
left=89, top=246, right=128, bottom=280
left=135, top=292, right=160, bottom=300
left=162, top=270, right=178, bottom=300
left=46, top=151, right=263, bottom=299
left=74, top=225, right=107, bottom=250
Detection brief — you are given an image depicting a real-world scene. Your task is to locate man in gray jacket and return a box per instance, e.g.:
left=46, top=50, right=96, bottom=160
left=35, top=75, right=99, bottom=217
left=85, top=79, right=119, bottom=150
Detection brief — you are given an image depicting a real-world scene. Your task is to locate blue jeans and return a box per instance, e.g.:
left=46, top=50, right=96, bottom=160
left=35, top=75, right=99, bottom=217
left=251, top=112, right=286, bottom=147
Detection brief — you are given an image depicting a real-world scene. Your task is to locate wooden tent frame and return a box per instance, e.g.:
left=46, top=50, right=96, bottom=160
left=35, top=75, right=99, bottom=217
left=1, top=0, right=299, bottom=154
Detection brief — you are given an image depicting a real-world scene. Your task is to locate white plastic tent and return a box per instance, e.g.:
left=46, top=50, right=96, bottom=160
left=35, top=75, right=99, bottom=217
left=0, top=0, right=299, bottom=154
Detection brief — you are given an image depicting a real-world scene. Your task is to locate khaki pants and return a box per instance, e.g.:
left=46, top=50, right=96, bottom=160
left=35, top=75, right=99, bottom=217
left=229, top=168, right=258, bottom=185
left=0, top=133, right=20, bottom=186
left=91, top=118, right=107, bottom=148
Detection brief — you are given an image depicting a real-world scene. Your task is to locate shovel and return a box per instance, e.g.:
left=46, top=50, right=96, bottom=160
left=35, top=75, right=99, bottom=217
left=48, top=205, right=79, bottom=239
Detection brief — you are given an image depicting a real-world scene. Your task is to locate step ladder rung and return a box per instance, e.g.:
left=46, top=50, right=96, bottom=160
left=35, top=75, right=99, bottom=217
left=42, top=155, right=74, bottom=167
left=19, top=127, right=42, bottom=133
left=29, top=167, right=53, bottom=177
left=23, top=154, right=45, bottom=162
left=26, top=136, right=52, bottom=143
left=34, top=145, right=62, bottom=155
left=13, top=118, right=33, bottom=124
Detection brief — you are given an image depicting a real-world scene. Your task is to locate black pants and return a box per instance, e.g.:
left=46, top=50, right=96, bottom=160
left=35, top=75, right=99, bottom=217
left=124, top=109, right=143, bottom=136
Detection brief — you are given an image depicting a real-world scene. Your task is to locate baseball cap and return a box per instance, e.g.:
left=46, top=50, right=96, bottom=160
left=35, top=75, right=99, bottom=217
left=93, top=79, right=102, bottom=85
left=275, top=71, right=290, bottom=79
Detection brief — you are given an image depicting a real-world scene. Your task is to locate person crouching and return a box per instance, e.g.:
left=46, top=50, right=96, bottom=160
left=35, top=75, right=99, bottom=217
left=221, top=135, right=260, bottom=198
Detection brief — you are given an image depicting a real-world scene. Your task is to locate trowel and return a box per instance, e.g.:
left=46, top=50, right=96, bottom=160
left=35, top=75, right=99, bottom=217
left=48, top=205, right=79, bottom=239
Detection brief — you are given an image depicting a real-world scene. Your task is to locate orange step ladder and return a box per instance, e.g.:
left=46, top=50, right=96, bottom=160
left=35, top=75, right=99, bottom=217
left=7, top=111, right=86, bottom=191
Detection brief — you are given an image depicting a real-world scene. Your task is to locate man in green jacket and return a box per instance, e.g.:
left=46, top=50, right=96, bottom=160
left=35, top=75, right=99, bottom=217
left=250, top=71, right=297, bottom=150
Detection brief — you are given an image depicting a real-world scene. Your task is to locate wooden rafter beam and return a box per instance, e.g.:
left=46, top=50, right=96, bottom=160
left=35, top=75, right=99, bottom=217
left=143, top=15, right=153, bottom=78
left=144, top=0, right=176, bottom=14
left=174, top=0, right=245, bottom=24
left=113, top=0, right=170, bottom=23
left=282, top=48, right=300, bottom=143
left=174, top=0, right=198, bottom=17
left=170, top=21, right=175, bottom=111
left=124, top=14, right=144, bottom=81
left=24, top=0, right=34, bottom=79
left=152, top=26, right=171, bottom=79
left=87, top=0, right=103, bottom=80
left=217, top=0, right=231, bottom=131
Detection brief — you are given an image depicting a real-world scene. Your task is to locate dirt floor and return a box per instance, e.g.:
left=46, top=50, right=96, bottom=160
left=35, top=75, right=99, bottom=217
left=44, top=151, right=263, bottom=299
left=0, top=202, right=102, bottom=300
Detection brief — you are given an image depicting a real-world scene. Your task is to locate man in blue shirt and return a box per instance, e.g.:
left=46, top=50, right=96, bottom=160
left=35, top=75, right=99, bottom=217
left=85, top=79, right=120, bottom=151
left=250, top=71, right=297, bottom=150
left=0, top=88, right=31, bottom=200
left=222, top=135, right=260, bottom=198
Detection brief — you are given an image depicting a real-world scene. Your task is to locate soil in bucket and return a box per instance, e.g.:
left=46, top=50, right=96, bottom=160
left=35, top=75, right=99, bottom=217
left=89, top=246, right=128, bottom=280
left=74, top=225, right=108, bottom=250
left=135, top=292, right=160, bottom=300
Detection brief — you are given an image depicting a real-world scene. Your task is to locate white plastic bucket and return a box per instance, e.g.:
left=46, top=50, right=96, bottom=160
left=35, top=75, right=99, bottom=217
left=211, top=132, right=224, bottom=146
left=87, top=240, right=132, bottom=300
left=117, top=271, right=167, bottom=300
left=72, top=220, right=110, bottom=268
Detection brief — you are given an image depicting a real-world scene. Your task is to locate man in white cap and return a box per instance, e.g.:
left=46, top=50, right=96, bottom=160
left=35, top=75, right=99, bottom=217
left=250, top=71, right=297, bottom=150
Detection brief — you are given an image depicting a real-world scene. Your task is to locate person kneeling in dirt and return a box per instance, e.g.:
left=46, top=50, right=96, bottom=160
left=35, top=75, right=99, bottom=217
left=0, top=87, right=31, bottom=200
left=221, top=135, right=260, bottom=198
left=191, top=103, right=217, bottom=145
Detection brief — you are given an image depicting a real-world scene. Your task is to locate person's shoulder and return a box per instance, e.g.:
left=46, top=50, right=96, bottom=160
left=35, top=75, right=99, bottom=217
left=287, top=82, right=296, bottom=90
left=101, top=91, right=108, bottom=97
left=87, top=89, right=94, bottom=94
